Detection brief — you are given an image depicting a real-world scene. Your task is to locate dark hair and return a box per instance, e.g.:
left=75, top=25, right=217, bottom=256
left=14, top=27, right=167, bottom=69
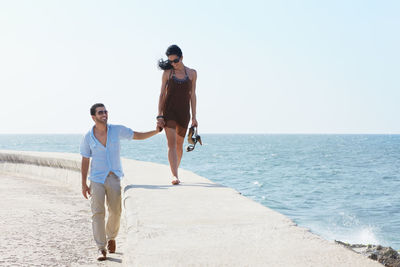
left=90, top=103, right=105, bottom=116
left=158, top=44, right=183, bottom=70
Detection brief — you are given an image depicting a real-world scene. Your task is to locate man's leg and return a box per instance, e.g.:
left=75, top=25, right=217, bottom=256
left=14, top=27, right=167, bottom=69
left=105, top=173, right=122, bottom=252
left=90, top=181, right=107, bottom=251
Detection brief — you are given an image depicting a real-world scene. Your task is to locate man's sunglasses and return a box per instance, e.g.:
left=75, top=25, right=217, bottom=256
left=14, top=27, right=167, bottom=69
left=168, top=58, right=180, bottom=64
left=186, top=126, right=202, bottom=152
left=97, top=110, right=108, bottom=115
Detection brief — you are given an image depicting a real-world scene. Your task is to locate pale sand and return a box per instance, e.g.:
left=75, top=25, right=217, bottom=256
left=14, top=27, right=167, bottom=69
left=0, top=173, right=125, bottom=267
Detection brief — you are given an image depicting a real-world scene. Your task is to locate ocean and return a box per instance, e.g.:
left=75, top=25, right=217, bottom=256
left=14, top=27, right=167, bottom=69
left=1, top=133, right=399, bottom=249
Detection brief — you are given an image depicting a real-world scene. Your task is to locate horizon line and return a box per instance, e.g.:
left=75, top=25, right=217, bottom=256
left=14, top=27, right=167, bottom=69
left=1, top=132, right=400, bottom=135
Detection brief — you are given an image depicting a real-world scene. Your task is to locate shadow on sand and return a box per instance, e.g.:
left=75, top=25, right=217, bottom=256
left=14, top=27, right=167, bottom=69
left=105, top=257, right=122, bottom=263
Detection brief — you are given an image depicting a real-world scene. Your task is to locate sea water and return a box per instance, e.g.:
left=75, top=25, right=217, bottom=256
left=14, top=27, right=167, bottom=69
left=1, top=134, right=399, bottom=249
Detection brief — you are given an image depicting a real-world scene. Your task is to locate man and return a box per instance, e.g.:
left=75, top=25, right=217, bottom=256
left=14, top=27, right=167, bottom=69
left=80, top=103, right=159, bottom=261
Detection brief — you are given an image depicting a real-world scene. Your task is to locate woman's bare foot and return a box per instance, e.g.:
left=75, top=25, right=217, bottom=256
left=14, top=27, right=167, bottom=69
left=171, top=177, right=180, bottom=185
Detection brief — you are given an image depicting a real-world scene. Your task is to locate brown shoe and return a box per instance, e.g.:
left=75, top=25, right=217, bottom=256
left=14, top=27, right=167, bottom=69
left=108, top=240, right=116, bottom=253
left=97, top=249, right=107, bottom=261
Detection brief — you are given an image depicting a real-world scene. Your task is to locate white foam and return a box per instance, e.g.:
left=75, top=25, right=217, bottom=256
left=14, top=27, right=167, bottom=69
left=253, top=181, right=263, bottom=187
left=306, top=221, right=384, bottom=246
left=344, top=227, right=381, bottom=245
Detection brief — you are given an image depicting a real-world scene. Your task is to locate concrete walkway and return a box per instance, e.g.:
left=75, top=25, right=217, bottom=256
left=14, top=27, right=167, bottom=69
left=122, top=159, right=381, bottom=267
left=0, top=173, right=125, bottom=267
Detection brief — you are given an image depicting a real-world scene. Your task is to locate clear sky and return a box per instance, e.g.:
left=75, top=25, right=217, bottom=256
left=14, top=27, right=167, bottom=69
left=1, top=0, right=399, bottom=134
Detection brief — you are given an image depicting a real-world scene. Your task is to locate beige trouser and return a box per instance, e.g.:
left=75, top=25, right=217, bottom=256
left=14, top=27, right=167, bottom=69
left=90, top=172, right=122, bottom=250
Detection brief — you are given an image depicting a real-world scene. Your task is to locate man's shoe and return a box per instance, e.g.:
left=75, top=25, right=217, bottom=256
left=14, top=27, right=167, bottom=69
left=108, top=240, right=116, bottom=253
left=97, top=249, right=107, bottom=261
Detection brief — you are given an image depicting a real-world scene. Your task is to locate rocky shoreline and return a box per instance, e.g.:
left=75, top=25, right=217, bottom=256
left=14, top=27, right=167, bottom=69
left=336, top=241, right=400, bottom=267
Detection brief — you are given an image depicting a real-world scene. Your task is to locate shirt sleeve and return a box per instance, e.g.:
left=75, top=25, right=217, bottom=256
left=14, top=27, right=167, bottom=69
left=118, top=125, right=135, bottom=140
left=80, top=135, right=92, bottom=158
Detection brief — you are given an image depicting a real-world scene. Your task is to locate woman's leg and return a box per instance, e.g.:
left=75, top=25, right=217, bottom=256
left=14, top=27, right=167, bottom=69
left=164, top=126, right=178, bottom=178
left=176, top=126, right=186, bottom=168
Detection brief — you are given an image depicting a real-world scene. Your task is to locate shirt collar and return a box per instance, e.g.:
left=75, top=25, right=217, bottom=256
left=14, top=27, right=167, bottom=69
left=90, top=124, right=110, bottom=143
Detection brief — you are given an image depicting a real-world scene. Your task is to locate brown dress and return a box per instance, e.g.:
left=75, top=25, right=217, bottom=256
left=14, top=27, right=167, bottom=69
left=163, top=67, right=192, bottom=137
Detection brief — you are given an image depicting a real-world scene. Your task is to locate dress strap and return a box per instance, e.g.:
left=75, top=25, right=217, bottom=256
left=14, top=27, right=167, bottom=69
left=171, top=67, right=189, bottom=82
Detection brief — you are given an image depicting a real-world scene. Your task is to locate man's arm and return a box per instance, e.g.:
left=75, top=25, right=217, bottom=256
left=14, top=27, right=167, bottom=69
left=81, top=157, right=91, bottom=199
left=133, top=129, right=159, bottom=140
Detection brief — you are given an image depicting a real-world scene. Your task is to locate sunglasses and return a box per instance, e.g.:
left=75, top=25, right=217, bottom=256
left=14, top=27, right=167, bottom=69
left=168, top=58, right=180, bottom=64
left=97, top=110, right=108, bottom=115
left=186, top=126, right=202, bottom=152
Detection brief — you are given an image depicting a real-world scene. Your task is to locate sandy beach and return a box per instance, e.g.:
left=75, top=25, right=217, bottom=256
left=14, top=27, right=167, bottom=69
left=0, top=173, right=125, bottom=267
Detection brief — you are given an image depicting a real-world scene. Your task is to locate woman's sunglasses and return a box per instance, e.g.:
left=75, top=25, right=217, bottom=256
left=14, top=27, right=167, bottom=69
left=186, top=126, right=202, bottom=152
left=168, top=58, right=180, bottom=64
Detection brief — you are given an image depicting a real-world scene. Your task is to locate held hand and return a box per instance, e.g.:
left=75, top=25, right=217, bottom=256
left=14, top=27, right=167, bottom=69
left=191, top=118, right=198, bottom=127
left=82, top=184, right=91, bottom=199
left=157, top=118, right=165, bottom=131
left=157, top=118, right=165, bottom=126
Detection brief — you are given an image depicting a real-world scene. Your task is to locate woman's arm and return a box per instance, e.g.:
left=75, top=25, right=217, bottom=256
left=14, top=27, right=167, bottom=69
left=190, top=69, right=198, bottom=127
left=157, top=70, right=170, bottom=129
left=158, top=70, right=170, bottom=116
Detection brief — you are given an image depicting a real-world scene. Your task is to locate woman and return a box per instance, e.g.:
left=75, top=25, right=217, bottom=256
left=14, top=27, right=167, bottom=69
left=156, top=45, right=198, bottom=185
